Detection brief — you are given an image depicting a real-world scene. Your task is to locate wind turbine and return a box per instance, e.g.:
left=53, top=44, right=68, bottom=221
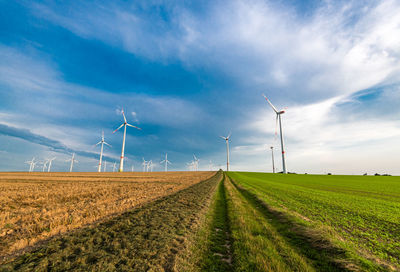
left=220, top=133, right=231, bottom=171
left=103, top=161, right=107, bottom=172
left=25, top=157, right=35, bottom=172
left=160, top=153, right=171, bottom=172
left=47, top=157, right=56, bottom=172
left=142, top=158, right=147, bottom=172
left=113, top=109, right=141, bottom=172
left=187, top=161, right=195, bottom=171
left=112, top=162, right=117, bottom=172
left=270, top=146, right=275, bottom=173
left=66, top=153, right=78, bottom=172
left=131, top=165, right=134, bottom=172
left=193, top=154, right=199, bottom=171
left=42, top=159, right=49, bottom=172
left=94, top=130, right=111, bottom=172
left=263, top=95, right=287, bottom=174
left=148, top=160, right=153, bottom=172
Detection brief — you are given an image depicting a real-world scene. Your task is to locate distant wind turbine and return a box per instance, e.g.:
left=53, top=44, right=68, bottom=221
left=160, top=153, right=171, bottom=172
left=42, top=159, right=49, bottom=172
left=131, top=165, right=134, bottom=172
left=187, top=161, right=195, bottom=171
left=142, top=158, right=147, bottom=172
left=66, top=153, right=78, bottom=172
left=220, top=132, right=231, bottom=171
left=103, top=160, right=107, bottom=172
left=25, top=157, right=36, bottom=172
left=270, top=146, right=275, bottom=173
left=94, top=130, right=111, bottom=172
left=112, top=162, right=117, bottom=172
left=263, top=95, right=287, bottom=174
left=193, top=154, right=199, bottom=171
left=113, top=109, right=141, bottom=172
left=47, top=157, right=56, bottom=172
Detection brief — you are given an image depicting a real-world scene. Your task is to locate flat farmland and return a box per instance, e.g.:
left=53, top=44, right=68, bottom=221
left=226, top=172, right=400, bottom=271
left=0, top=171, right=215, bottom=263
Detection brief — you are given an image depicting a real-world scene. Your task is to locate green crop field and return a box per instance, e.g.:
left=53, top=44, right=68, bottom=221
left=224, top=172, right=400, bottom=271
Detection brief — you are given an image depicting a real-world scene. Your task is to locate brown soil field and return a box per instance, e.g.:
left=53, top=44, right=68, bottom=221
left=0, top=171, right=215, bottom=262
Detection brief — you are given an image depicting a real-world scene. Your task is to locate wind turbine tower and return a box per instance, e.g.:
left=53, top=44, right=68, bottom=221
left=220, top=133, right=231, bottom=171
left=112, top=162, right=117, bottom=172
left=263, top=95, right=287, bottom=174
left=270, top=146, right=275, bottom=173
left=47, top=157, right=56, bottom=172
left=113, top=109, right=141, bottom=172
left=95, top=130, right=111, bottom=172
left=67, top=153, right=78, bottom=172
left=160, top=153, right=171, bottom=172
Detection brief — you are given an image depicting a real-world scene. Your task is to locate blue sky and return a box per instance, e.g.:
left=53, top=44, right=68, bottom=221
left=1, top=0, right=400, bottom=174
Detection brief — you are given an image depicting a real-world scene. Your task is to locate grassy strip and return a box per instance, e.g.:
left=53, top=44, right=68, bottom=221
left=174, top=175, right=232, bottom=272
left=0, top=172, right=222, bottom=272
left=224, top=175, right=315, bottom=272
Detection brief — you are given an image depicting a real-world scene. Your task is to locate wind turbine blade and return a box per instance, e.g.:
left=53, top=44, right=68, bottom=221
left=126, top=123, right=142, bottom=130
left=104, top=142, right=112, bottom=147
left=94, top=141, right=101, bottom=146
left=262, top=94, right=279, bottom=113
left=227, top=131, right=232, bottom=139
left=219, top=136, right=226, bottom=140
left=121, top=108, right=127, bottom=123
left=275, top=114, right=279, bottom=140
left=113, top=123, right=124, bottom=133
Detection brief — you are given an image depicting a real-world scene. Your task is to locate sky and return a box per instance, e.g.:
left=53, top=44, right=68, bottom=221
left=0, top=0, right=400, bottom=174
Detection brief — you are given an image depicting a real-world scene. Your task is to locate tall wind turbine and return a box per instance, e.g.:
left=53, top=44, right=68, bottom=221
left=160, top=153, right=171, bottom=172
left=25, top=157, right=35, bottom=172
left=47, top=157, right=56, bottom=172
left=66, top=153, right=78, bottom=172
left=95, top=130, right=111, bottom=172
left=220, top=133, right=231, bottom=171
left=263, top=95, right=287, bottom=174
left=270, top=146, right=275, bottom=173
left=113, top=109, right=141, bottom=172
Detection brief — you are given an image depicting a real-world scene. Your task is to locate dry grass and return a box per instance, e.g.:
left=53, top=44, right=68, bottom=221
left=0, top=171, right=215, bottom=262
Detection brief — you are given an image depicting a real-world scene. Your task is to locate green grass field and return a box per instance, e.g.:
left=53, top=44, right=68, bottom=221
left=226, top=172, right=400, bottom=271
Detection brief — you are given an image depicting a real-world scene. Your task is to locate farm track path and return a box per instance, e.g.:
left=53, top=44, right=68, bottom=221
left=0, top=172, right=222, bottom=272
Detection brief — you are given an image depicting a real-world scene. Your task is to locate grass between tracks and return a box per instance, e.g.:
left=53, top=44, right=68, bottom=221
left=175, top=175, right=232, bottom=272
left=0, top=172, right=222, bottom=271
